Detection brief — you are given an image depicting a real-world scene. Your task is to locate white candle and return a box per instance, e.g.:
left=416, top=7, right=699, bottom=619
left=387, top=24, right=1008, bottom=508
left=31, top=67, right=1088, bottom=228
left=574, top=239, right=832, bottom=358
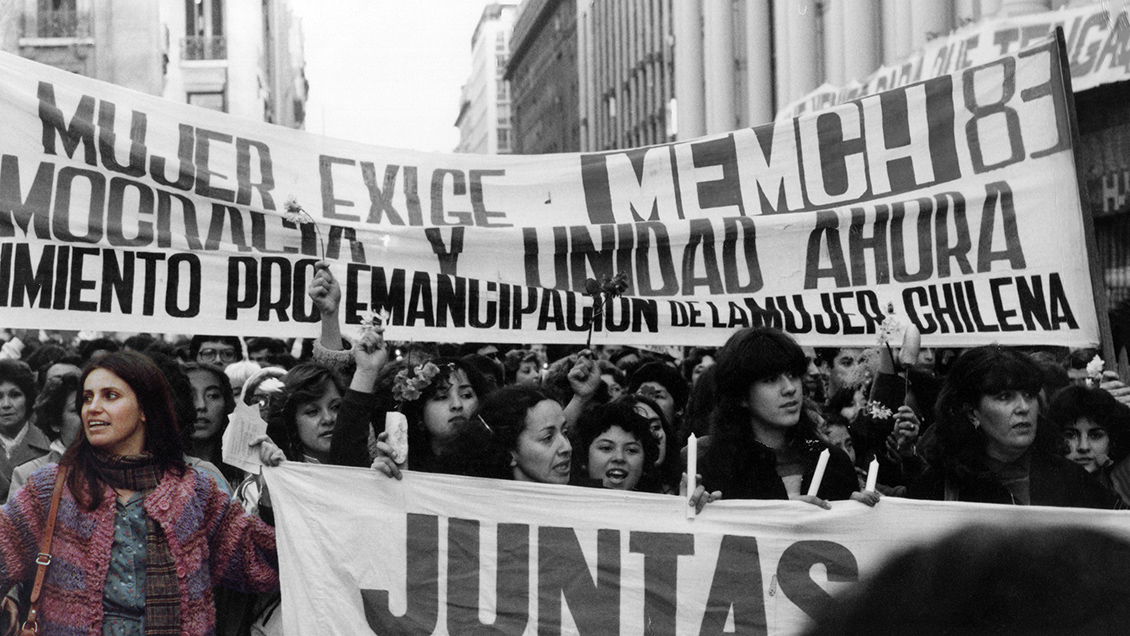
left=807, top=448, right=830, bottom=497
left=686, top=434, right=698, bottom=518
left=865, top=457, right=879, bottom=492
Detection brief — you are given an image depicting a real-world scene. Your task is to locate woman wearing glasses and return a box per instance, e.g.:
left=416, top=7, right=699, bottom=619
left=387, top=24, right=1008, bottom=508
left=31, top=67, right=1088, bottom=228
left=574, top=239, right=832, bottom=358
left=190, top=335, right=243, bottom=365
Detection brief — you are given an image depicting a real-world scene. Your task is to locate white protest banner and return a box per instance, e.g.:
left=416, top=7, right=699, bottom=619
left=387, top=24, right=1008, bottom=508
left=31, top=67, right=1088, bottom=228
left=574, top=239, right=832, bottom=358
left=777, top=0, right=1130, bottom=120
left=0, top=35, right=1099, bottom=347
left=264, top=463, right=1130, bottom=636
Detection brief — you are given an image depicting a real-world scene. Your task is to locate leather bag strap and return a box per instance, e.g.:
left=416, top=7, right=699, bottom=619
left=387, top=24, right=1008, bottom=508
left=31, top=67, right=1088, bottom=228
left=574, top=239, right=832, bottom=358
left=21, top=466, right=68, bottom=634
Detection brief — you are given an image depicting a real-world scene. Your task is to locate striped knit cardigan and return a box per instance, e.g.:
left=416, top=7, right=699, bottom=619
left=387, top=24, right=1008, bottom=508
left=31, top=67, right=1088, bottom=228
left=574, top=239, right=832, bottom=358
left=0, top=463, right=279, bottom=635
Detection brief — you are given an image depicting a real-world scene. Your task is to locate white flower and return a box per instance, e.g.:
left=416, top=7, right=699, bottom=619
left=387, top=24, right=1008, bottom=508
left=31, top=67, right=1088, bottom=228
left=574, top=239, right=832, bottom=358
left=877, top=302, right=907, bottom=345
left=258, top=378, right=285, bottom=394
left=1086, top=354, right=1105, bottom=378
left=866, top=402, right=894, bottom=420
left=360, top=308, right=390, bottom=333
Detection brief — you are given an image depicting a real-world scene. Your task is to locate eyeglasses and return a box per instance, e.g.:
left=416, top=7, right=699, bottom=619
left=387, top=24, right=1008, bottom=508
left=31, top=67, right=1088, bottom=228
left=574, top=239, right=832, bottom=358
left=198, top=348, right=237, bottom=363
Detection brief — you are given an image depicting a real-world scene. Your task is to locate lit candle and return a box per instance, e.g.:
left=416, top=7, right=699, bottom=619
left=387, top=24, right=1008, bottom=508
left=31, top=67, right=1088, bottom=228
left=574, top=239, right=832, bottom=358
left=686, top=434, right=698, bottom=519
left=865, top=457, right=879, bottom=492
left=807, top=448, right=830, bottom=497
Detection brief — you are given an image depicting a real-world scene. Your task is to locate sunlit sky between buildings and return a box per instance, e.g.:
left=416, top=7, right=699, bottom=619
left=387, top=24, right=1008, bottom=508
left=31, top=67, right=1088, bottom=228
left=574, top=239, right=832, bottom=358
left=290, top=0, right=495, bottom=153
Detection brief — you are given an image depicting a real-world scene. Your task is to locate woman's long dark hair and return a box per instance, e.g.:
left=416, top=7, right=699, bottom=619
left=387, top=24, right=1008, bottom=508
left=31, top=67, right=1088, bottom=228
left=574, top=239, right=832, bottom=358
left=372, top=357, right=493, bottom=469
left=933, top=345, right=1056, bottom=470
left=709, top=327, right=813, bottom=442
left=267, top=363, right=346, bottom=461
left=703, top=327, right=824, bottom=485
left=65, top=351, right=186, bottom=509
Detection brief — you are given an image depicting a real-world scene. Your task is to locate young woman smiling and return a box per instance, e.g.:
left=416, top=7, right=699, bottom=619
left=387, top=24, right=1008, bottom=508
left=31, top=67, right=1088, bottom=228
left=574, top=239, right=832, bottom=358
left=571, top=401, right=658, bottom=491
left=0, top=350, right=278, bottom=635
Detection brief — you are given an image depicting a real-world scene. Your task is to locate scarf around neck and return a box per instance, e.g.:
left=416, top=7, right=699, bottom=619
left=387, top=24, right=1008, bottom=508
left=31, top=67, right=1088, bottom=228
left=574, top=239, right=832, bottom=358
left=91, top=451, right=181, bottom=635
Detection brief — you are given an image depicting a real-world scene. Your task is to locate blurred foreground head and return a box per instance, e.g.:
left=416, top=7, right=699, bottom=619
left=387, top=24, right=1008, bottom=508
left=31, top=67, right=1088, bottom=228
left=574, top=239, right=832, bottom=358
left=804, top=524, right=1130, bottom=636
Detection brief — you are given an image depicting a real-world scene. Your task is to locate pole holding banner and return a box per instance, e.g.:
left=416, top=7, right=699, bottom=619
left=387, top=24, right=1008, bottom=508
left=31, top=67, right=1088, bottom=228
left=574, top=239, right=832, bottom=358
left=1054, top=26, right=1121, bottom=373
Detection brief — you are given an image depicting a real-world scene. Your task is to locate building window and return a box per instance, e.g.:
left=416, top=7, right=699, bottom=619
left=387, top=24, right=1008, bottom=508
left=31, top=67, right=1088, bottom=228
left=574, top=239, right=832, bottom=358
left=498, top=128, right=510, bottom=151
left=36, top=0, right=82, bottom=38
left=188, top=92, right=226, bottom=112
left=183, top=0, right=226, bottom=60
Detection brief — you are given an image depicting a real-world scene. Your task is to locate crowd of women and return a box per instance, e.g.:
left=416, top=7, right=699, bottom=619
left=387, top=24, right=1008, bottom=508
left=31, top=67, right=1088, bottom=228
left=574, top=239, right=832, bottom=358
left=0, top=259, right=1128, bottom=633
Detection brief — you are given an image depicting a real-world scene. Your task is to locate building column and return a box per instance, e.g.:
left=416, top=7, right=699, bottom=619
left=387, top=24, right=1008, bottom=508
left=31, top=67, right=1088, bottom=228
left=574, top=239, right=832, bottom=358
left=841, top=0, right=879, bottom=82
left=674, top=0, right=706, bottom=139
left=745, top=0, right=774, bottom=125
left=910, top=0, right=953, bottom=50
left=577, top=1, right=595, bottom=151
left=704, top=0, right=736, bottom=133
left=779, top=0, right=819, bottom=106
left=823, top=0, right=845, bottom=86
left=773, top=0, right=791, bottom=111
left=884, top=0, right=913, bottom=64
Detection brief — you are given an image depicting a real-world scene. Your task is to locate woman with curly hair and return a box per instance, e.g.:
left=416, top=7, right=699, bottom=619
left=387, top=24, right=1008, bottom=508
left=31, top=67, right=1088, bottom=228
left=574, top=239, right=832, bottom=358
left=908, top=345, right=1120, bottom=508
left=1048, top=385, right=1130, bottom=482
left=699, top=327, right=867, bottom=508
left=571, top=400, right=659, bottom=491
left=615, top=393, right=681, bottom=493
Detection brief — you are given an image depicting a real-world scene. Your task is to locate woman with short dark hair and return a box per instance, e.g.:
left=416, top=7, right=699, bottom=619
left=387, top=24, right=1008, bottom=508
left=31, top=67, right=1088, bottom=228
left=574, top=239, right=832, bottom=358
left=7, top=373, right=83, bottom=498
left=571, top=400, right=659, bottom=492
left=908, top=345, right=1120, bottom=508
left=1048, top=383, right=1130, bottom=505
left=0, top=359, right=51, bottom=501
left=478, top=385, right=571, bottom=484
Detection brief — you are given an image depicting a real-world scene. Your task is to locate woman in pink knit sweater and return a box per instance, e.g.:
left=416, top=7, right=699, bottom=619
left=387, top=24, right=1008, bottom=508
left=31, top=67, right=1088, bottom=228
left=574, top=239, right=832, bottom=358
left=0, top=350, right=279, bottom=636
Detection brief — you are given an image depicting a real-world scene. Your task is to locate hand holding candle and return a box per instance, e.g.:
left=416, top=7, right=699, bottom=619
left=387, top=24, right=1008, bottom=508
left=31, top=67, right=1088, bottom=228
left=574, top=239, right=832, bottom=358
left=807, top=448, right=830, bottom=497
left=686, top=434, right=698, bottom=518
left=865, top=457, right=879, bottom=492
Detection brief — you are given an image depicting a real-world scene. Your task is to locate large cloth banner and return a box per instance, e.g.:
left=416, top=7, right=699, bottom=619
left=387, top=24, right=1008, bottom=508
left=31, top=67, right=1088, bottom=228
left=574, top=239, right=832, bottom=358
left=778, top=1, right=1130, bottom=120
left=265, top=464, right=1130, bottom=636
left=0, top=36, right=1099, bottom=347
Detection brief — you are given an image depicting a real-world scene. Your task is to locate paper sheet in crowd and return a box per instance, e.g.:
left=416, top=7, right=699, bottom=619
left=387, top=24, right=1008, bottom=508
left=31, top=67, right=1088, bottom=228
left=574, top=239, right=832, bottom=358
left=222, top=399, right=268, bottom=474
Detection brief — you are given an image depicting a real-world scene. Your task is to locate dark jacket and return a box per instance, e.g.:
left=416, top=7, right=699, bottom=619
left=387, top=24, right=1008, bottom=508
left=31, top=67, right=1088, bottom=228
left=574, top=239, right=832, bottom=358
left=328, top=387, right=375, bottom=468
left=907, top=448, right=1122, bottom=509
left=700, top=433, right=858, bottom=501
